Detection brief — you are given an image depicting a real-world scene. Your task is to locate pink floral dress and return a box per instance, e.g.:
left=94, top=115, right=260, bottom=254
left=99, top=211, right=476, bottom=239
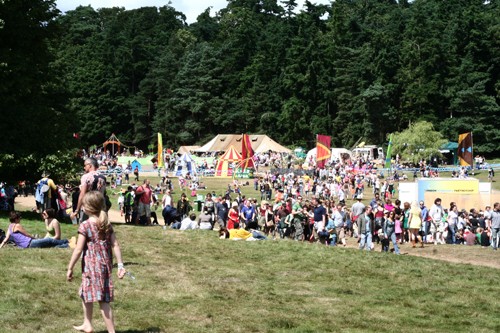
left=78, top=220, right=114, bottom=303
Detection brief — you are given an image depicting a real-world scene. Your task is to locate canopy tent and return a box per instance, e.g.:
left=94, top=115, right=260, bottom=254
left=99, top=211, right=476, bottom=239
left=215, top=145, right=242, bottom=177
left=177, top=145, right=201, bottom=155
left=253, top=135, right=291, bottom=154
left=175, top=152, right=196, bottom=176
left=439, top=141, right=459, bottom=153
left=194, top=134, right=291, bottom=154
left=439, top=141, right=459, bottom=165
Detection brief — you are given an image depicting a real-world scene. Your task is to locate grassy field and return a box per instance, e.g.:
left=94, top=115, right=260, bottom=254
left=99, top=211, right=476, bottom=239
left=1, top=209, right=500, bottom=333
left=3, top=173, right=499, bottom=332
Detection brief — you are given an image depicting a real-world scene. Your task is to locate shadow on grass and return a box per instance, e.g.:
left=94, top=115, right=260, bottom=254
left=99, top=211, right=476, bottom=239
left=112, top=262, right=145, bottom=268
left=110, top=222, right=164, bottom=228
left=96, top=328, right=162, bottom=333
left=0, top=209, right=41, bottom=220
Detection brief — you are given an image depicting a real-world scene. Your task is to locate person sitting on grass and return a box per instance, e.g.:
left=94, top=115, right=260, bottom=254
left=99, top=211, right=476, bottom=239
left=0, top=211, right=69, bottom=249
left=176, top=212, right=198, bottom=230
left=198, top=207, right=213, bottom=230
left=43, top=208, right=66, bottom=241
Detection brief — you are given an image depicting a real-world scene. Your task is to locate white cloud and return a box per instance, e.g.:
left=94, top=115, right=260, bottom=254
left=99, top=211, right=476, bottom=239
left=56, top=0, right=331, bottom=23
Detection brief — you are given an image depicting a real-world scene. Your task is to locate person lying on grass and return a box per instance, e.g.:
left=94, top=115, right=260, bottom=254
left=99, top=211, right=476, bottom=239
left=218, top=227, right=267, bottom=240
left=0, top=211, right=69, bottom=249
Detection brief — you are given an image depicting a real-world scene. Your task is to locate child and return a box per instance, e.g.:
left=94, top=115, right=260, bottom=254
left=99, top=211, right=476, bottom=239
left=115, top=175, right=122, bottom=187
left=395, top=213, right=403, bottom=244
left=67, top=191, right=126, bottom=333
left=117, top=191, right=125, bottom=216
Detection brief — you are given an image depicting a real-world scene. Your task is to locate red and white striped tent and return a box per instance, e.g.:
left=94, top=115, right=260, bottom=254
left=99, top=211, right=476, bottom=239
left=215, top=145, right=242, bottom=177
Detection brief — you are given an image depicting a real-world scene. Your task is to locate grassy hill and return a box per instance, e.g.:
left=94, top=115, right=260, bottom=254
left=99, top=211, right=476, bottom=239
left=1, top=211, right=500, bottom=333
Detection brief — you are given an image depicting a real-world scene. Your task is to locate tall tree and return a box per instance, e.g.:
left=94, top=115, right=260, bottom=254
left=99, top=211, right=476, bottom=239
left=0, top=0, right=76, bottom=181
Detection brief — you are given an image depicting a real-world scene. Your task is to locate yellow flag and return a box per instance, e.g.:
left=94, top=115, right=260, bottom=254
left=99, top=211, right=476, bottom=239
left=158, top=133, right=164, bottom=167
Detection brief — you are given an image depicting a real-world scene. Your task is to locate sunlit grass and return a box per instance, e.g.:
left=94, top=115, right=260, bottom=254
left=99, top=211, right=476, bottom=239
left=1, top=210, right=500, bottom=333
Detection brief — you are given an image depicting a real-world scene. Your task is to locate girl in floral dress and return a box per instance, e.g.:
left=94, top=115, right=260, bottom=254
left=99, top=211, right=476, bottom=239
left=67, top=191, right=126, bottom=333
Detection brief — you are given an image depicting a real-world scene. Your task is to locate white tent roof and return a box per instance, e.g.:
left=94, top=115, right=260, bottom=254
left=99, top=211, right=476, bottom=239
left=179, top=152, right=194, bottom=162
left=253, top=135, right=292, bottom=154
left=194, top=134, right=291, bottom=154
left=177, top=145, right=200, bottom=154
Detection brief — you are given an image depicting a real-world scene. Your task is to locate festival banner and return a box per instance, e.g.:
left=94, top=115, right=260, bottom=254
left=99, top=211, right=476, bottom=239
left=417, top=178, right=479, bottom=201
left=241, top=134, right=256, bottom=169
left=457, top=132, right=473, bottom=167
left=384, top=133, right=393, bottom=169
left=157, top=133, right=164, bottom=168
left=316, top=134, right=331, bottom=169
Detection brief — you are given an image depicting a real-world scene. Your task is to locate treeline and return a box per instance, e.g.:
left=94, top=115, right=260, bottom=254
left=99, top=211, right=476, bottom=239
left=1, top=0, right=499, bottom=164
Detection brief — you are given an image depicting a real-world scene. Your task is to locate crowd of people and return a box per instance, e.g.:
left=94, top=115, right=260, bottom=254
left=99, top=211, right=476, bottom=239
left=144, top=156, right=499, bottom=252
left=1, top=150, right=499, bottom=252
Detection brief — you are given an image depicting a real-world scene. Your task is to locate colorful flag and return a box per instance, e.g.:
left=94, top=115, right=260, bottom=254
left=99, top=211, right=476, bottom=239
left=157, top=133, right=164, bottom=168
left=316, top=134, right=331, bottom=169
left=457, top=132, right=473, bottom=167
left=384, top=133, right=393, bottom=169
left=241, top=134, right=256, bottom=169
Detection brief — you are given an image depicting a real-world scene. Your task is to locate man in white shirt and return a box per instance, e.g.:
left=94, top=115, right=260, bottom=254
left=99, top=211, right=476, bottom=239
left=428, top=198, right=444, bottom=244
left=179, top=213, right=198, bottom=230
left=162, top=189, right=172, bottom=209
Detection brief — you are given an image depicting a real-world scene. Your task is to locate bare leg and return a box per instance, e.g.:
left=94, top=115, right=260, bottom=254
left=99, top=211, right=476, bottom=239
left=99, top=302, right=115, bottom=333
left=73, top=300, right=94, bottom=332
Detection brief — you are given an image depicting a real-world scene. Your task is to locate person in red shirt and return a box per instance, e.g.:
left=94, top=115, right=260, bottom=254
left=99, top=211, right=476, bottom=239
left=136, top=179, right=153, bottom=225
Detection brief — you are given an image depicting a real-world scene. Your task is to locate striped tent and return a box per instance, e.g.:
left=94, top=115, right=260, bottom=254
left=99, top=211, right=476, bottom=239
left=215, top=145, right=242, bottom=177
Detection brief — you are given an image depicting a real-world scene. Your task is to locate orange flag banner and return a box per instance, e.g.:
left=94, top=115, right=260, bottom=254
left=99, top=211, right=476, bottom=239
left=316, top=134, right=331, bottom=169
left=458, top=132, right=473, bottom=167
left=241, top=134, right=256, bottom=169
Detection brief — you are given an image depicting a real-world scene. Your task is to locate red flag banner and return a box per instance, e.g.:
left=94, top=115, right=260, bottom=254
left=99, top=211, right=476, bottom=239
left=458, top=132, right=473, bottom=167
left=316, top=134, right=331, bottom=169
left=241, top=134, right=256, bottom=169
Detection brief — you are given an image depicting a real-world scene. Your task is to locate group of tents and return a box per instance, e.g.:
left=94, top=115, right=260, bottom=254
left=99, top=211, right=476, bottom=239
left=101, top=133, right=291, bottom=177
left=176, top=134, right=292, bottom=177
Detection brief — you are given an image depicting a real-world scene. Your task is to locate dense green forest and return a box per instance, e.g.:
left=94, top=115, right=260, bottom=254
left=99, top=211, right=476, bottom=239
left=0, top=0, right=499, bottom=179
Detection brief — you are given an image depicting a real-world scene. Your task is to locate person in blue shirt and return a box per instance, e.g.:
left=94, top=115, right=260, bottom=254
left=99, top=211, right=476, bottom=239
left=240, top=200, right=255, bottom=229
left=312, top=198, right=327, bottom=242
left=370, top=193, right=380, bottom=210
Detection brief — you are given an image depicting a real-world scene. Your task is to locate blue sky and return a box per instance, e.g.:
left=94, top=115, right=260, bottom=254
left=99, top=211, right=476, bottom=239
left=56, top=0, right=331, bottom=23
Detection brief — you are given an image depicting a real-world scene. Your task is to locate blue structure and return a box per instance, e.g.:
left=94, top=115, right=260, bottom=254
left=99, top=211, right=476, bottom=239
left=131, top=159, right=142, bottom=172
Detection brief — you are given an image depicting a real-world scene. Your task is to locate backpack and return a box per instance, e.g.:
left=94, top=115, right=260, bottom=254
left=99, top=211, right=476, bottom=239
left=124, top=192, right=134, bottom=206
left=35, top=178, right=49, bottom=204
left=0, top=229, right=5, bottom=244
left=90, top=173, right=112, bottom=212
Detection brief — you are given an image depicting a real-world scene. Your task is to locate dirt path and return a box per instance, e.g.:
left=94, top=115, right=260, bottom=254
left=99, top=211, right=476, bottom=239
left=14, top=195, right=125, bottom=224
left=13, top=195, right=500, bottom=269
